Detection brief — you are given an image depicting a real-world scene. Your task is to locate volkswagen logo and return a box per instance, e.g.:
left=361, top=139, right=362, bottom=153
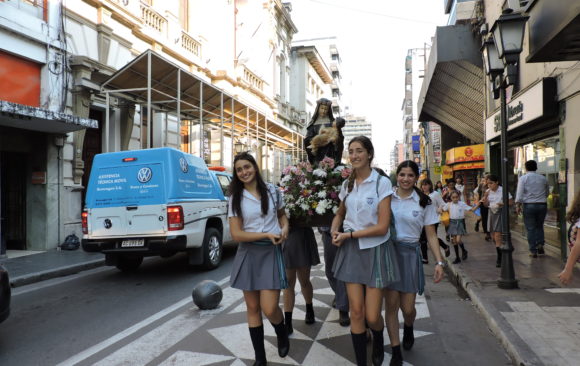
left=103, top=218, right=112, bottom=229
left=137, top=167, right=152, bottom=183
left=179, top=157, right=188, bottom=173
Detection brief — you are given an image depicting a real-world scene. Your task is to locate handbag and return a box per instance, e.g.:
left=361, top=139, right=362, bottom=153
left=440, top=210, right=450, bottom=227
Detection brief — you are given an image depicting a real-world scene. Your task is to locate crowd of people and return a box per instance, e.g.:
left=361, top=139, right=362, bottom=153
left=226, top=121, right=578, bottom=365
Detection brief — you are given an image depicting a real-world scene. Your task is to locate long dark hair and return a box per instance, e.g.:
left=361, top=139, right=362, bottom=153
left=567, top=191, right=580, bottom=225
left=346, top=136, right=375, bottom=193
left=396, top=160, right=431, bottom=208
left=308, top=98, right=335, bottom=126
left=229, top=152, right=269, bottom=219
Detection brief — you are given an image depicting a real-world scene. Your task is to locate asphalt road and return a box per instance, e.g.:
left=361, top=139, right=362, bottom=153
left=0, top=243, right=510, bottom=366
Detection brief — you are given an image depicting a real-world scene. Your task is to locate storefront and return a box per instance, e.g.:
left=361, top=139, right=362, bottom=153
left=444, top=144, right=485, bottom=204
left=485, top=78, right=562, bottom=249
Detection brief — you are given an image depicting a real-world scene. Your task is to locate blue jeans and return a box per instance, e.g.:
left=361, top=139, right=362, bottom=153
left=523, top=203, right=548, bottom=253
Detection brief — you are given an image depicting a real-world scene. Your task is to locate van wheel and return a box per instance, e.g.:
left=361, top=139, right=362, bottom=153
left=116, top=256, right=143, bottom=272
left=202, top=228, right=222, bottom=270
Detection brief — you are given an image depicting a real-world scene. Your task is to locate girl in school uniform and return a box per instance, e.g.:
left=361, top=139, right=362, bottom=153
left=419, top=178, right=450, bottom=263
left=483, top=174, right=513, bottom=268
left=330, top=136, right=399, bottom=366
left=385, top=160, right=445, bottom=366
left=441, top=190, right=477, bottom=264
left=228, top=152, right=290, bottom=366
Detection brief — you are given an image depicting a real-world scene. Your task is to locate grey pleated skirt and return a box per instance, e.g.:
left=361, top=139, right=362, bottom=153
left=230, top=242, right=288, bottom=291
left=448, top=219, right=467, bottom=235
left=488, top=211, right=503, bottom=232
left=388, top=241, right=422, bottom=294
left=282, top=227, right=321, bottom=269
left=332, top=237, right=400, bottom=288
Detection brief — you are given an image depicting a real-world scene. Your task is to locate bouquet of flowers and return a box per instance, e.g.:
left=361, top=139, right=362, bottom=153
left=280, top=157, right=351, bottom=226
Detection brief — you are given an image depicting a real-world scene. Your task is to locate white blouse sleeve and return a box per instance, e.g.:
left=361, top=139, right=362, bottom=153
left=227, top=198, right=237, bottom=218
left=377, top=177, right=393, bottom=202
left=424, top=203, right=439, bottom=225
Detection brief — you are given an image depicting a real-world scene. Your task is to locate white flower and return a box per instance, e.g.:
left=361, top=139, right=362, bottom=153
left=334, top=165, right=345, bottom=172
left=314, top=180, right=324, bottom=186
left=313, top=169, right=327, bottom=178
left=317, top=191, right=326, bottom=198
left=281, top=175, right=291, bottom=184
left=301, top=203, right=309, bottom=210
left=332, top=206, right=339, bottom=214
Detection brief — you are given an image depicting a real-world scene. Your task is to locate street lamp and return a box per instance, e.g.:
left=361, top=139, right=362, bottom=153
left=234, top=141, right=245, bottom=154
left=483, top=9, right=528, bottom=290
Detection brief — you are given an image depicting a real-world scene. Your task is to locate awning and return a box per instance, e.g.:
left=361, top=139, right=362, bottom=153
left=418, top=24, right=485, bottom=143
left=0, top=100, right=98, bottom=133
left=101, top=50, right=299, bottom=148
left=526, top=0, right=580, bottom=62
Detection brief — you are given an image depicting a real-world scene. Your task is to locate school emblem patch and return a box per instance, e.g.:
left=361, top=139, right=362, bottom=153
left=367, top=197, right=374, bottom=205
left=412, top=210, right=420, bottom=217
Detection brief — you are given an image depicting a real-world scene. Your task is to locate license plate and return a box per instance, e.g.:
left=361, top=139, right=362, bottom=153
left=121, top=239, right=145, bottom=247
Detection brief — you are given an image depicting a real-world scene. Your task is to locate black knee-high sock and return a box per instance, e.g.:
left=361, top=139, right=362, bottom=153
left=391, top=344, right=403, bottom=361
left=439, top=239, right=449, bottom=250
left=371, top=328, right=384, bottom=365
left=284, top=311, right=293, bottom=334
left=249, top=325, right=266, bottom=362
left=351, top=332, right=367, bottom=366
left=454, top=245, right=460, bottom=258
left=496, top=247, right=502, bottom=261
left=459, top=243, right=467, bottom=253
left=271, top=320, right=289, bottom=357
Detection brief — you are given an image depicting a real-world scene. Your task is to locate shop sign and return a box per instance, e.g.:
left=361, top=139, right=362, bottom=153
left=412, top=135, right=420, bottom=153
left=445, top=144, right=485, bottom=165
left=430, top=123, right=441, bottom=164
left=433, top=165, right=442, bottom=174
left=452, top=162, right=485, bottom=171
left=485, top=78, right=557, bottom=141
left=442, top=165, right=454, bottom=182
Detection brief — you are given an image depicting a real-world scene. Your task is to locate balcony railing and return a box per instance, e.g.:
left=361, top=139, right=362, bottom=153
left=241, top=66, right=264, bottom=91
left=140, top=3, right=167, bottom=34
left=181, top=31, right=201, bottom=57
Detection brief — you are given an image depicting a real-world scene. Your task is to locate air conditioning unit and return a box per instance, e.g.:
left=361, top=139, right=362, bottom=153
left=505, top=0, right=529, bottom=12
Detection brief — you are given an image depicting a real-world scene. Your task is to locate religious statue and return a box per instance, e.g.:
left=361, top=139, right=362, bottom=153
left=304, top=98, right=345, bottom=165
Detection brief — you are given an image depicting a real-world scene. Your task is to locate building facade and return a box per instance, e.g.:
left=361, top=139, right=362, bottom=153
left=342, top=114, right=372, bottom=153
left=1, top=0, right=309, bottom=251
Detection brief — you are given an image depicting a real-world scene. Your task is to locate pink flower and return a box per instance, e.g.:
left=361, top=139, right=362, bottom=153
left=330, top=191, right=338, bottom=199
left=308, top=210, right=314, bottom=216
left=341, top=168, right=352, bottom=179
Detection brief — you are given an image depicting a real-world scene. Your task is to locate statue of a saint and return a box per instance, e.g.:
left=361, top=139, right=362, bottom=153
left=304, top=98, right=345, bottom=165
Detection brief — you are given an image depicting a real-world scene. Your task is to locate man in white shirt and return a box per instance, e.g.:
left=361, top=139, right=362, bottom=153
left=515, top=160, right=549, bottom=257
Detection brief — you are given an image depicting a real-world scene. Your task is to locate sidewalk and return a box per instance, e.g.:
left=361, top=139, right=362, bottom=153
left=444, top=219, right=580, bottom=366
left=0, top=225, right=578, bottom=365
left=0, top=249, right=104, bottom=287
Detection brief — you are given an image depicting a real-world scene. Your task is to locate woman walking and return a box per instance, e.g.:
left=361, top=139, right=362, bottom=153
left=330, top=136, right=399, bottom=366
left=282, top=226, right=320, bottom=334
left=474, top=176, right=491, bottom=241
left=228, top=152, right=290, bottom=366
left=419, top=179, right=450, bottom=263
left=483, top=174, right=513, bottom=267
left=385, top=161, right=445, bottom=366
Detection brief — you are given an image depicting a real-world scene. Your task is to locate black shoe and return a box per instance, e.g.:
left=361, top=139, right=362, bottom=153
left=485, top=234, right=492, bottom=242
left=390, top=357, right=403, bottom=366
left=390, top=345, right=403, bottom=366
left=462, top=250, right=468, bottom=260
left=272, top=321, right=289, bottom=358
left=537, top=245, right=545, bottom=256
left=402, top=324, right=414, bottom=350
left=252, top=361, right=267, bottom=366
left=305, top=304, right=315, bottom=324
left=339, top=310, right=350, bottom=326
left=529, top=252, right=538, bottom=258
left=452, top=257, right=461, bottom=264
left=422, top=258, right=429, bottom=264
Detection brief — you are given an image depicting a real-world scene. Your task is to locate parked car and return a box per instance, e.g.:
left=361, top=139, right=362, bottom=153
left=0, top=265, right=10, bottom=323
left=81, top=148, right=233, bottom=272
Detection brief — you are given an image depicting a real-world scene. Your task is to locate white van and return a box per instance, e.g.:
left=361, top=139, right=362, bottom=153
left=82, top=148, right=233, bottom=272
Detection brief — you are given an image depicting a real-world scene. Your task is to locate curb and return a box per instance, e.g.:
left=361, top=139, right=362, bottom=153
left=10, top=259, right=106, bottom=288
left=445, top=262, right=528, bottom=366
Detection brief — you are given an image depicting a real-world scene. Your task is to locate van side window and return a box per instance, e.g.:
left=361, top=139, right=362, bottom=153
left=217, top=175, right=231, bottom=196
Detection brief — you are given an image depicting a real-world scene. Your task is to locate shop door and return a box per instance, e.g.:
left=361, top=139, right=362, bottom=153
left=0, top=152, right=27, bottom=250
left=81, top=109, right=103, bottom=208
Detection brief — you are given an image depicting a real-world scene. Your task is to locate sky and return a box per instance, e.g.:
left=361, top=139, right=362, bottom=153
left=289, top=0, right=449, bottom=171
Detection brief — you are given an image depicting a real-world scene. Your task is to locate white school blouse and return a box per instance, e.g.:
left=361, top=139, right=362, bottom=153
left=391, top=189, right=439, bottom=243
left=228, top=184, right=284, bottom=235
left=487, top=186, right=512, bottom=213
left=429, top=190, right=445, bottom=211
left=443, top=201, right=472, bottom=220
left=339, top=169, right=393, bottom=249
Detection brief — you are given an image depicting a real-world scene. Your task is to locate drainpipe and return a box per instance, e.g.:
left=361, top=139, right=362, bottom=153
left=55, top=135, right=65, bottom=250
